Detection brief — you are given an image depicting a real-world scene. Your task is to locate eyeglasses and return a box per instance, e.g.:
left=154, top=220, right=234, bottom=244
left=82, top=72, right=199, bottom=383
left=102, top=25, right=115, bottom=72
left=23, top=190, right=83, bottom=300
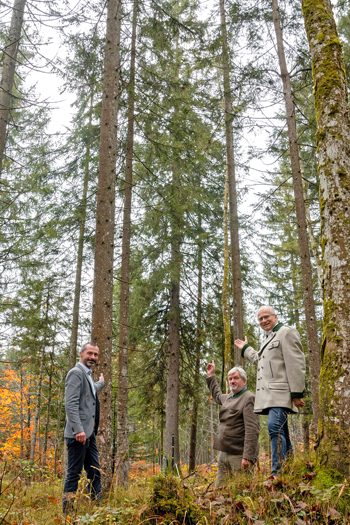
left=258, top=314, right=273, bottom=322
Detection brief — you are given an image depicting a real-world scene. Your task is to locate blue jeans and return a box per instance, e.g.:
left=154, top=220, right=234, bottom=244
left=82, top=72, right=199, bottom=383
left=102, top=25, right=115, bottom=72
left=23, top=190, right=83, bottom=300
left=267, top=408, right=293, bottom=475
left=62, top=432, right=101, bottom=512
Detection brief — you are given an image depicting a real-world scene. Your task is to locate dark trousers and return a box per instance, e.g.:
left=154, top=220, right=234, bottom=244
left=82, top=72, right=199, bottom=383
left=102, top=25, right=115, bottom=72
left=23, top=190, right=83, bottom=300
left=267, top=407, right=293, bottom=475
left=62, top=432, right=101, bottom=512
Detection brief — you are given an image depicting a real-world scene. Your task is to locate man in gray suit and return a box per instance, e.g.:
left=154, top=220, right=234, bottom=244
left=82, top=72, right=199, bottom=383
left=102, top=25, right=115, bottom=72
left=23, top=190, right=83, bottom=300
left=62, top=342, right=105, bottom=513
left=235, top=306, right=306, bottom=476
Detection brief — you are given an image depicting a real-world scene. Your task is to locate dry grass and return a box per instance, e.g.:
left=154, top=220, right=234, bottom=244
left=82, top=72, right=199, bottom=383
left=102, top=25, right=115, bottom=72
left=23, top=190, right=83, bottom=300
left=0, top=454, right=349, bottom=524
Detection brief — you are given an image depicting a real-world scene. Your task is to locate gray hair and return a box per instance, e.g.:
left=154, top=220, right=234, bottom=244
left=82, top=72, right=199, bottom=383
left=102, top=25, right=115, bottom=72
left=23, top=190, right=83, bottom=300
left=256, top=305, right=276, bottom=318
left=228, top=366, right=247, bottom=381
left=81, top=341, right=99, bottom=353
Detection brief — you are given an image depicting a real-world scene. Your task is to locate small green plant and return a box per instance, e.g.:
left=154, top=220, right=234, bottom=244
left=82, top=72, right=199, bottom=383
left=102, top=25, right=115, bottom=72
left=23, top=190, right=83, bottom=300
left=147, top=474, right=205, bottom=524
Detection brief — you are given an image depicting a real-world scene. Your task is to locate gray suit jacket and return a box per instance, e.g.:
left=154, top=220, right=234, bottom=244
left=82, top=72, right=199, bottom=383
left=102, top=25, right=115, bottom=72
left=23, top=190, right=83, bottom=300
left=242, top=324, right=306, bottom=414
left=64, top=364, right=105, bottom=439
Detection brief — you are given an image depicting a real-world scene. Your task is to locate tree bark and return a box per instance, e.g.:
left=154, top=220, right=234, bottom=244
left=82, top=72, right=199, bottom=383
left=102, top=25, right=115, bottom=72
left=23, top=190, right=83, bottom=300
left=219, top=0, right=244, bottom=367
left=210, top=398, right=215, bottom=463
left=299, top=159, right=323, bottom=287
left=91, top=0, right=122, bottom=490
left=301, top=0, right=350, bottom=474
left=42, top=353, right=53, bottom=465
left=30, top=290, right=50, bottom=463
left=69, top=90, right=94, bottom=370
left=20, top=358, right=24, bottom=460
left=164, top=228, right=181, bottom=465
left=164, top=49, right=181, bottom=467
left=116, top=0, right=138, bottom=488
left=222, top=171, right=231, bottom=391
left=272, top=0, right=320, bottom=426
left=188, top=229, right=202, bottom=472
left=0, top=0, right=26, bottom=174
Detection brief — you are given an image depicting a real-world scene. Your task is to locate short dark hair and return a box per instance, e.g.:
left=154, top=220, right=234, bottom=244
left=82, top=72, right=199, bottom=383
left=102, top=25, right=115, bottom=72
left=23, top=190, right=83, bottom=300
left=81, top=342, right=99, bottom=353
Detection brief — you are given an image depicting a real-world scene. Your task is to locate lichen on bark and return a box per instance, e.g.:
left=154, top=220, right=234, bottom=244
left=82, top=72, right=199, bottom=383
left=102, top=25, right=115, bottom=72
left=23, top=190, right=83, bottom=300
left=301, top=0, right=350, bottom=474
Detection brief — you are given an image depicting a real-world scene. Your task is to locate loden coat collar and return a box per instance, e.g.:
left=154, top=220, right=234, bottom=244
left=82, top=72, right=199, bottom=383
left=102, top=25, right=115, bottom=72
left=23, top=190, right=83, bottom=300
left=258, top=323, right=283, bottom=355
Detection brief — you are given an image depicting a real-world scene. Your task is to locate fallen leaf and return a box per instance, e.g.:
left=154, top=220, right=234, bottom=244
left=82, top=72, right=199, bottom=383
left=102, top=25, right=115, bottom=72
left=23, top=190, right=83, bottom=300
left=295, top=520, right=307, bottom=525
left=327, top=508, right=342, bottom=519
left=47, top=496, right=58, bottom=503
left=211, top=499, right=223, bottom=506
left=303, top=472, right=316, bottom=480
left=293, top=501, right=308, bottom=513
left=280, top=519, right=290, bottom=524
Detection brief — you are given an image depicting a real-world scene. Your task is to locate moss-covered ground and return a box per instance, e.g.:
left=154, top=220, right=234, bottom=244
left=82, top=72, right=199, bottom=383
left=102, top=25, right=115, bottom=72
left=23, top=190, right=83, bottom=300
left=1, top=454, right=350, bottom=524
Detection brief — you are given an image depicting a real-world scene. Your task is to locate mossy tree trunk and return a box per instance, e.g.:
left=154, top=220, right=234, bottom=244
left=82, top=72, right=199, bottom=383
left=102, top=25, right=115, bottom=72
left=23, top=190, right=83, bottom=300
left=91, top=0, right=121, bottom=490
left=272, top=0, right=320, bottom=425
left=116, top=0, right=138, bottom=488
left=219, top=0, right=244, bottom=367
left=301, top=0, right=350, bottom=473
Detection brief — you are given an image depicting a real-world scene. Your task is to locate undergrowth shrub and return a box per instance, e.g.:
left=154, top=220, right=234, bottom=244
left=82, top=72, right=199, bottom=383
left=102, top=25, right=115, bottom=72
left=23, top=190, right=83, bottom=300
left=147, top=474, right=205, bottom=524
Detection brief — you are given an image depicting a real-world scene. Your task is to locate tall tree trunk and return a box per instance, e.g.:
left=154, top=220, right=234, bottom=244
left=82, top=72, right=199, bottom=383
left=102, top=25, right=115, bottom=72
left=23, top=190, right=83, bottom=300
left=223, top=171, right=231, bottom=391
left=188, top=228, right=202, bottom=472
left=116, top=0, right=138, bottom=488
left=30, top=290, right=50, bottom=463
left=164, top=49, right=181, bottom=466
left=272, top=0, right=320, bottom=426
left=301, top=0, right=350, bottom=474
left=20, top=358, right=24, bottom=460
left=164, top=227, right=181, bottom=465
left=219, top=0, right=244, bottom=366
left=69, top=90, right=94, bottom=370
left=0, top=0, right=26, bottom=174
left=91, top=0, right=121, bottom=489
left=42, top=356, right=53, bottom=465
left=54, top=388, right=63, bottom=475
left=210, top=399, right=215, bottom=463
left=299, top=158, right=323, bottom=287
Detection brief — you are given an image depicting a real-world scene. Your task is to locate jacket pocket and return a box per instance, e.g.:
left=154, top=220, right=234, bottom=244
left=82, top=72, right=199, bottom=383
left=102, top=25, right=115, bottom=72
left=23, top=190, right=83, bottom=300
left=79, top=414, right=87, bottom=420
left=268, top=341, right=280, bottom=349
left=269, top=362, right=274, bottom=378
left=268, top=382, right=289, bottom=391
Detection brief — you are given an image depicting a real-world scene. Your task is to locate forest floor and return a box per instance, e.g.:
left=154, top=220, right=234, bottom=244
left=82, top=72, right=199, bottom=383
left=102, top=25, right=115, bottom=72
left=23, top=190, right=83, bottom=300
left=0, top=454, right=349, bottom=524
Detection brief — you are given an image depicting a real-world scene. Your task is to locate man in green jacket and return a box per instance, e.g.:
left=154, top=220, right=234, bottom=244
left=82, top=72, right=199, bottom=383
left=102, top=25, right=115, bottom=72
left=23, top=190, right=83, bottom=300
left=234, top=305, right=306, bottom=476
left=206, top=362, right=260, bottom=487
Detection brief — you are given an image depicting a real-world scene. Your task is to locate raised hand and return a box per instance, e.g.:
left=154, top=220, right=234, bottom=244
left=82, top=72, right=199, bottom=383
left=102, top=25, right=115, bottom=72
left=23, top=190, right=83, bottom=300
left=207, top=360, right=215, bottom=377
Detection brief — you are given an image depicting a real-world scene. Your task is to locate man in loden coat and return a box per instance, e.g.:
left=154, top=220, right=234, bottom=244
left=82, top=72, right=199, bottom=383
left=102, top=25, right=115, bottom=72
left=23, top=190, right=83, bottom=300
left=206, top=362, right=260, bottom=487
left=235, top=305, right=306, bottom=476
left=62, top=342, right=105, bottom=514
